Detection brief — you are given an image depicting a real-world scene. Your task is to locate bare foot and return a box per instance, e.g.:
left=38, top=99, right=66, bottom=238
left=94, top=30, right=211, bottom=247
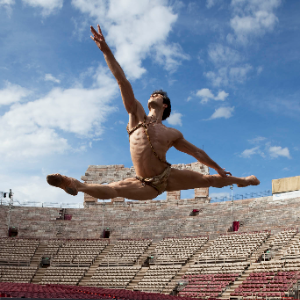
left=46, top=174, right=79, bottom=196
left=237, top=175, right=260, bottom=187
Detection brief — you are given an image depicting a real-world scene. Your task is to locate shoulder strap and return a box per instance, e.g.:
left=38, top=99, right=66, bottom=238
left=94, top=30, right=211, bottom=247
left=127, top=115, right=171, bottom=167
left=143, top=125, right=171, bottom=167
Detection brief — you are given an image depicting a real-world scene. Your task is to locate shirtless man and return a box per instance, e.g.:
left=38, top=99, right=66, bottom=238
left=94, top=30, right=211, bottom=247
left=46, top=24, right=260, bottom=201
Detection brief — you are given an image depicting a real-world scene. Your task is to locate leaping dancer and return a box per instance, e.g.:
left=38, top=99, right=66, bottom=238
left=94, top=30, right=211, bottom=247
left=47, top=25, right=260, bottom=201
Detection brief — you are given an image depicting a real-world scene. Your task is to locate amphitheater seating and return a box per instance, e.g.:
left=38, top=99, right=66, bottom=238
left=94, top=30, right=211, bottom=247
left=101, top=239, right=152, bottom=266
left=43, top=239, right=61, bottom=257
left=39, top=266, right=88, bottom=285
left=178, top=262, right=248, bottom=298
left=198, top=231, right=270, bottom=262
left=270, top=229, right=297, bottom=250
left=179, top=273, right=237, bottom=298
left=153, top=236, right=208, bottom=265
left=0, top=266, right=37, bottom=283
left=88, top=266, right=141, bottom=288
left=252, top=260, right=284, bottom=272
left=0, top=282, right=213, bottom=300
left=185, top=262, right=249, bottom=275
left=50, top=239, right=108, bottom=267
left=282, top=235, right=300, bottom=259
left=231, top=271, right=300, bottom=298
left=0, top=238, right=39, bottom=265
left=136, top=265, right=182, bottom=293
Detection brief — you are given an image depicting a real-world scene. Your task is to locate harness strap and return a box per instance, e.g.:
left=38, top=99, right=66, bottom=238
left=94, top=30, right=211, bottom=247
left=127, top=115, right=171, bottom=167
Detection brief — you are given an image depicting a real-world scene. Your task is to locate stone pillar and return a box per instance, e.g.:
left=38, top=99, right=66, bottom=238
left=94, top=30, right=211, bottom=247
left=167, top=190, right=181, bottom=201
left=195, top=187, right=209, bottom=197
left=195, top=188, right=209, bottom=203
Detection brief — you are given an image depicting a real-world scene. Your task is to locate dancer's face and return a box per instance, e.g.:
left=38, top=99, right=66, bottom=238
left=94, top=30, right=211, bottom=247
left=148, top=93, right=164, bottom=109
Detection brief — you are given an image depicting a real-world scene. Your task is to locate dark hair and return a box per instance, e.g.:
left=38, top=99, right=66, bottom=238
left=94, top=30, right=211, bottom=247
left=151, top=89, right=171, bottom=120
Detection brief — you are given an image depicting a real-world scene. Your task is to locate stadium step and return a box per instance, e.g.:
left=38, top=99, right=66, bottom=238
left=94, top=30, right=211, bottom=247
left=30, top=243, right=48, bottom=267
left=272, top=232, right=300, bottom=260
left=220, top=271, right=252, bottom=299
left=31, top=267, right=47, bottom=284
left=160, top=238, right=213, bottom=295
left=189, top=240, right=214, bottom=264
left=96, top=243, right=115, bottom=266
left=78, top=243, right=115, bottom=286
left=126, top=267, right=149, bottom=290
left=248, top=233, right=274, bottom=264
left=134, top=242, right=158, bottom=266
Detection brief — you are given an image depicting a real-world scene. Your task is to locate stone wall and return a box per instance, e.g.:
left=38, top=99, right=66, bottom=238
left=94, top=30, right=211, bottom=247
left=1, top=195, right=300, bottom=241
left=81, top=162, right=209, bottom=203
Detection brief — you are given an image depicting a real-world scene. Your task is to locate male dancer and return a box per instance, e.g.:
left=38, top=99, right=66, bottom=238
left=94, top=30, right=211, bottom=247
left=47, top=25, right=259, bottom=201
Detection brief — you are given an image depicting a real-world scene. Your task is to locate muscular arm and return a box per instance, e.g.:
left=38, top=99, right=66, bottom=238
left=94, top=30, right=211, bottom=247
left=90, top=25, right=145, bottom=117
left=173, top=135, right=231, bottom=177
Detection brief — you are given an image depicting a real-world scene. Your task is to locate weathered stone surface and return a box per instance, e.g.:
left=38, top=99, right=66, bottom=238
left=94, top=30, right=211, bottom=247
left=1, top=195, right=300, bottom=242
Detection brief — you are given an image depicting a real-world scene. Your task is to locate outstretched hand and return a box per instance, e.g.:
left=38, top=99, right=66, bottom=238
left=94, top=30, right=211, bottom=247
left=217, top=168, right=232, bottom=177
left=90, top=24, right=107, bottom=51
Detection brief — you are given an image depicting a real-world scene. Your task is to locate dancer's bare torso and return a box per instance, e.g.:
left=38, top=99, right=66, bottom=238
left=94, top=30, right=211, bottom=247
left=128, top=108, right=181, bottom=179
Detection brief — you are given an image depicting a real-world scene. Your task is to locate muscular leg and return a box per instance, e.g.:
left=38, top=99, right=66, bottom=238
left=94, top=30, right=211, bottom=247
left=46, top=174, right=158, bottom=200
left=166, top=169, right=260, bottom=191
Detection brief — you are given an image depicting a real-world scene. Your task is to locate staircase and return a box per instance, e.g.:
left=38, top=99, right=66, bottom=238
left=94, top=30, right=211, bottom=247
left=248, top=235, right=274, bottom=264
left=126, top=267, right=149, bottom=291
left=273, top=232, right=300, bottom=260
left=162, top=240, right=213, bottom=295
left=220, top=266, right=254, bottom=299
left=79, top=243, right=115, bottom=286
left=31, top=267, right=47, bottom=284
left=161, top=263, right=190, bottom=295
left=134, top=243, right=157, bottom=266
left=30, top=243, right=48, bottom=267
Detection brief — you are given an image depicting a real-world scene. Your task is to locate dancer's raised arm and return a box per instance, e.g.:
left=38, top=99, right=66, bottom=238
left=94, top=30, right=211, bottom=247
left=90, top=25, right=144, bottom=117
left=173, top=134, right=232, bottom=177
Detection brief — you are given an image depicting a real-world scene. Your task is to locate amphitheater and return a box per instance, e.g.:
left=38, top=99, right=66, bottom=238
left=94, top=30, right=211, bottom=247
left=1, top=162, right=300, bottom=300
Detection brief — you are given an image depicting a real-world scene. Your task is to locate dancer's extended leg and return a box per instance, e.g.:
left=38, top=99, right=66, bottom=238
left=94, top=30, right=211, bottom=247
left=46, top=174, right=158, bottom=200
left=166, top=169, right=260, bottom=191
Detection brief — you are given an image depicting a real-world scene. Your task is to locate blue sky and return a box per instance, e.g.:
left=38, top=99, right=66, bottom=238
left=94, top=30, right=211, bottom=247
left=0, top=0, right=299, bottom=207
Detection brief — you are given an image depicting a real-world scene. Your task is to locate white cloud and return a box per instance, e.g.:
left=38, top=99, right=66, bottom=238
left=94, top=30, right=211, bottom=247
left=72, top=0, right=187, bottom=80
left=215, top=90, right=229, bottom=101
left=196, top=88, right=214, bottom=103
left=0, top=82, right=31, bottom=106
left=0, top=65, right=118, bottom=160
left=241, top=146, right=262, bottom=158
left=205, top=69, right=228, bottom=87
left=22, top=0, right=63, bottom=15
left=229, top=0, right=282, bottom=44
left=154, top=43, right=189, bottom=73
left=229, top=64, right=253, bottom=82
left=196, top=88, right=228, bottom=103
left=206, top=0, right=217, bottom=9
left=241, top=140, right=291, bottom=159
left=209, top=106, right=234, bottom=120
left=167, top=111, right=182, bottom=126
left=257, top=66, right=263, bottom=74
left=268, top=146, right=291, bottom=159
left=44, top=73, right=60, bottom=83
left=205, top=64, right=252, bottom=86
left=0, top=0, right=14, bottom=6
left=208, top=44, right=241, bottom=66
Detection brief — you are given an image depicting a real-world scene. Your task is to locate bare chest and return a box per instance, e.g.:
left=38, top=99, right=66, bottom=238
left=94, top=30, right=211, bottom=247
left=129, top=123, right=173, bottom=150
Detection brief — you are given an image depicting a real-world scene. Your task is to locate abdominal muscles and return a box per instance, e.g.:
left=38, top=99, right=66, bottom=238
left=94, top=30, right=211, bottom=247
left=129, top=126, right=170, bottom=178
